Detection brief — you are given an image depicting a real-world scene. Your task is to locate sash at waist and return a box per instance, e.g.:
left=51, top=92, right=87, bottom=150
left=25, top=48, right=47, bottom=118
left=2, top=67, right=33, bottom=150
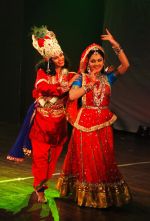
left=37, top=104, right=65, bottom=117
left=82, top=105, right=108, bottom=110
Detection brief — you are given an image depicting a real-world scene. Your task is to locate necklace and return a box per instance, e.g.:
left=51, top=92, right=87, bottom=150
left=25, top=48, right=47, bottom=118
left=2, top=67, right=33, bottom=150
left=93, top=75, right=106, bottom=107
left=47, top=68, right=68, bottom=85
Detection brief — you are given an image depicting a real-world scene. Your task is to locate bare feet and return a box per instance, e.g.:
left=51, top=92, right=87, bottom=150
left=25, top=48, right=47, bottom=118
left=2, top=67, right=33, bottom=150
left=36, top=191, right=47, bottom=203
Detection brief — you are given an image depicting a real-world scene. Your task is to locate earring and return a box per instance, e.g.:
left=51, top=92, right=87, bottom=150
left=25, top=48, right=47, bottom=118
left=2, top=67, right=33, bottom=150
left=46, top=60, right=50, bottom=73
left=87, top=65, right=90, bottom=73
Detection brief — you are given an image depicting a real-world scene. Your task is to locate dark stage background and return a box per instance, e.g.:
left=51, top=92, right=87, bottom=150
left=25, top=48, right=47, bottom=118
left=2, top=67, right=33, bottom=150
left=0, top=0, right=150, bottom=132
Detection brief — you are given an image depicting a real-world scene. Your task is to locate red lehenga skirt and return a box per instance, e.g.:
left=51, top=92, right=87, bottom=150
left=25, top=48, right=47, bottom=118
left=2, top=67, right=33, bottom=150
left=57, top=125, right=132, bottom=208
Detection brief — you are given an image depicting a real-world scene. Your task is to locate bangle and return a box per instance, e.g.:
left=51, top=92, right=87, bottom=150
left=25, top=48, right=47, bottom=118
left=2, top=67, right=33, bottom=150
left=112, top=45, right=123, bottom=56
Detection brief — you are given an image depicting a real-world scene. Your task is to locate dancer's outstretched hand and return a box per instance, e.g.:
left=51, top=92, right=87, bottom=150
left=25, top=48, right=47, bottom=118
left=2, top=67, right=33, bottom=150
left=101, top=28, right=119, bottom=47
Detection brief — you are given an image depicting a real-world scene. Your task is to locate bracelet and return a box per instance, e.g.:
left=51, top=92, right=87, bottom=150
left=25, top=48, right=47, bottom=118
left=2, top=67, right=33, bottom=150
left=112, top=45, right=123, bottom=56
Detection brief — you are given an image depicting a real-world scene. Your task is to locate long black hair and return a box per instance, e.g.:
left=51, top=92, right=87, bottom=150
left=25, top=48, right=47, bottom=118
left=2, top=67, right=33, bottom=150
left=35, top=54, right=70, bottom=76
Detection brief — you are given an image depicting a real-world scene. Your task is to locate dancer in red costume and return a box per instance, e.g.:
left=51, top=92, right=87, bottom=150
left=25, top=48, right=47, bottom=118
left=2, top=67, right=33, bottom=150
left=29, top=26, right=77, bottom=203
left=57, top=29, right=132, bottom=208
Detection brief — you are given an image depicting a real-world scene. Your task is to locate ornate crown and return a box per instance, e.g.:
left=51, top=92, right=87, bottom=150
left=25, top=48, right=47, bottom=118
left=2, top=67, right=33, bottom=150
left=32, top=26, right=63, bottom=60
